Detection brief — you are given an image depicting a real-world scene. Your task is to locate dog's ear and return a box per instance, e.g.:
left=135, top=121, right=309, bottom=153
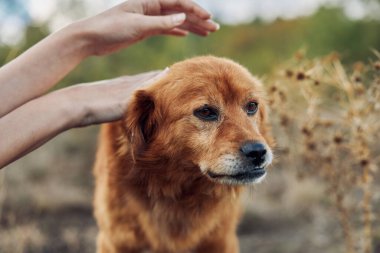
left=124, top=90, right=159, bottom=156
left=259, top=103, right=275, bottom=147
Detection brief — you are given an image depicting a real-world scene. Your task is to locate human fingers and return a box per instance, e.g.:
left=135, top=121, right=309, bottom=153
left=162, top=28, right=189, bottom=37
left=157, top=0, right=211, bottom=20
left=138, top=13, right=218, bottom=37
left=140, top=68, right=170, bottom=87
left=179, top=13, right=220, bottom=34
left=160, top=9, right=219, bottom=35
left=117, top=68, right=170, bottom=89
left=133, top=0, right=218, bottom=35
left=137, top=13, right=187, bottom=35
left=64, top=69, right=169, bottom=126
left=122, top=70, right=164, bottom=83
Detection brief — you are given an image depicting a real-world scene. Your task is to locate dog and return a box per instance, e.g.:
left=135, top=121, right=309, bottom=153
left=93, top=56, right=274, bottom=253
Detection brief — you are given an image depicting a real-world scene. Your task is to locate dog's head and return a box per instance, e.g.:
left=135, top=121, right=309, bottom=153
left=124, top=56, right=273, bottom=185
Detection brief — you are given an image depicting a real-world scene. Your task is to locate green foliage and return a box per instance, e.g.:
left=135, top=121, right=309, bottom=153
left=1, top=7, right=379, bottom=89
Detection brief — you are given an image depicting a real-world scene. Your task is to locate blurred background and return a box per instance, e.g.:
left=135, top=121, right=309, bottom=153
left=0, top=0, right=379, bottom=253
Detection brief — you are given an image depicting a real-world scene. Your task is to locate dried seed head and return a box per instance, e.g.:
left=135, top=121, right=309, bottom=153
left=301, top=126, right=312, bottom=136
left=354, top=76, right=362, bottom=83
left=353, top=62, right=365, bottom=72
left=328, top=52, right=340, bottom=62
left=333, top=135, right=344, bottom=144
left=296, top=72, right=306, bottom=81
left=269, top=86, right=278, bottom=93
left=354, top=85, right=365, bottom=96
left=319, top=120, right=333, bottom=127
left=282, top=148, right=290, bottom=154
left=285, top=70, right=293, bottom=78
left=280, top=114, right=289, bottom=126
left=360, top=159, right=369, bottom=167
left=279, top=91, right=287, bottom=102
left=325, top=156, right=333, bottom=164
left=296, top=172, right=305, bottom=180
left=307, top=142, right=317, bottom=151
left=336, top=193, right=344, bottom=203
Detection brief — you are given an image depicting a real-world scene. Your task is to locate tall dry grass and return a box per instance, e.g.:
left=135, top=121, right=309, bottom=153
left=266, top=51, right=380, bottom=253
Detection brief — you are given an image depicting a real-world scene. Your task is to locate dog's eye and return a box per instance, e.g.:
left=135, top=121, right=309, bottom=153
left=194, top=106, right=219, bottom=121
left=246, top=102, right=258, bottom=116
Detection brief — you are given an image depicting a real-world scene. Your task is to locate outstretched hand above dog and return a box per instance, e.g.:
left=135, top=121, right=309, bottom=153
left=83, top=0, right=219, bottom=55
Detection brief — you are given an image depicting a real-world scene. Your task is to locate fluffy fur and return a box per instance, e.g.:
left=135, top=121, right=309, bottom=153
left=93, top=56, right=274, bottom=253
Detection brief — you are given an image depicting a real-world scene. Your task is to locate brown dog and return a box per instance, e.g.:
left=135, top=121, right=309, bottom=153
left=93, top=56, right=274, bottom=253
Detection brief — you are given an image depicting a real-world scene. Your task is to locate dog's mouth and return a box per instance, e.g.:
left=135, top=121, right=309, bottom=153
left=206, top=167, right=266, bottom=185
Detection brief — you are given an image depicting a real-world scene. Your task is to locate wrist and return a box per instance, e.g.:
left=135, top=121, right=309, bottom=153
left=54, top=84, right=106, bottom=128
left=48, top=87, right=87, bottom=130
left=58, top=21, right=95, bottom=59
left=64, top=17, right=110, bottom=57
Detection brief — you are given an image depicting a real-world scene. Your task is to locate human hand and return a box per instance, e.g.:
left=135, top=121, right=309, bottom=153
left=61, top=69, right=169, bottom=127
left=75, top=0, right=219, bottom=55
left=0, top=70, right=169, bottom=168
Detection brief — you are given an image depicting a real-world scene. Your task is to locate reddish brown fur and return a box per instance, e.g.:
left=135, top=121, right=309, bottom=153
left=93, top=56, right=273, bottom=253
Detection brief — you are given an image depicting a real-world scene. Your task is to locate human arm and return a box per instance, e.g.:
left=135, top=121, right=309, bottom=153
left=0, top=70, right=167, bottom=169
left=0, top=0, right=218, bottom=117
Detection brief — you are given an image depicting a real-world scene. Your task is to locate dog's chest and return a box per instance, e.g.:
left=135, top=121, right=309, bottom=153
left=142, top=197, right=224, bottom=250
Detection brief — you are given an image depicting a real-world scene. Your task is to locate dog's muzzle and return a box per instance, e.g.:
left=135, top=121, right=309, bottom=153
left=205, top=141, right=272, bottom=185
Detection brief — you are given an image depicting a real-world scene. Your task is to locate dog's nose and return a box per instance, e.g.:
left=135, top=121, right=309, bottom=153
left=240, top=142, right=267, bottom=167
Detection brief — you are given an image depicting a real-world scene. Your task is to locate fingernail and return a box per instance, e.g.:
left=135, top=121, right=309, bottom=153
left=209, top=20, right=220, bottom=30
left=202, top=9, right=212, bottom=19
left=144, top=68, right=170, bottom=87
left=156, top=67, right=170, bottom=78
left=172, top=13, right=186, bottom=25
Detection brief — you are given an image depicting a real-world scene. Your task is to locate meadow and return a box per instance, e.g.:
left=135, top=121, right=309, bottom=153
left=0, top=7, right=379, bottom=253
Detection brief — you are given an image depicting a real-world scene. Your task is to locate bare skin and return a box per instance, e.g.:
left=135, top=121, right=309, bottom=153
left=0, top=0, right=219, bottom=169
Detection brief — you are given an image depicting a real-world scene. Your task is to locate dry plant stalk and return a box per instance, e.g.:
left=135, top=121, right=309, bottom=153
left=266, top=51, right=380, bottom=253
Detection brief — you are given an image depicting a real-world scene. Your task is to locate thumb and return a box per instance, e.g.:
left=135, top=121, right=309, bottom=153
left=143, top=13, right=186, bottom=33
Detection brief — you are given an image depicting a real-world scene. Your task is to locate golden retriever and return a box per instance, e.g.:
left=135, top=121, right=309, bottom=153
left=93, top=56, right=274, bottom=253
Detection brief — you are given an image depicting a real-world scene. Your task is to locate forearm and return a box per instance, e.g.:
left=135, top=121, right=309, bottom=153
left=0, top=89, right=80, bottom=169
left=0, top=70, right=166, bottom=169
left=0, top=22, right=91, bottom=117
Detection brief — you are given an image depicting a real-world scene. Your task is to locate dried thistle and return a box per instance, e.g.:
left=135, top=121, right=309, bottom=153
left=265, top=52, right=379, bottom=253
